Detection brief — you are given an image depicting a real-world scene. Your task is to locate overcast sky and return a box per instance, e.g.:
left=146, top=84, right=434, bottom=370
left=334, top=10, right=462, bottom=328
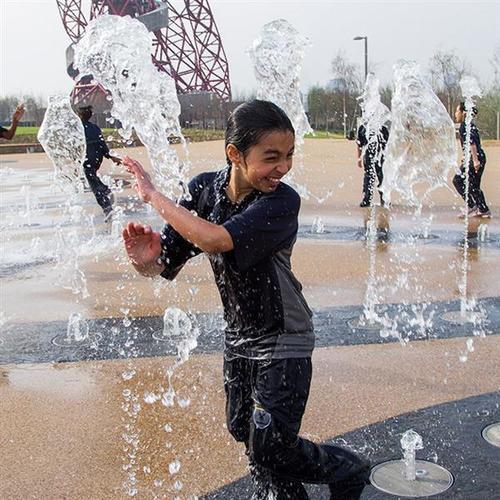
left=1, top=0, right=499, bottom=100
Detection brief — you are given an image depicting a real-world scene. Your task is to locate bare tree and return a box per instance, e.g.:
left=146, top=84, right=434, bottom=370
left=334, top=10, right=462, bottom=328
left=491, top=43, right=500, bottom=87
left=331, top=50, right=363, bottom=94
left=428, top=50, right=470, bottom=115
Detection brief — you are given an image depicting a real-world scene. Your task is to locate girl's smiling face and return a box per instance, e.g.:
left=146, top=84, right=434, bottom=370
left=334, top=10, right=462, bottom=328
left=227, top=129, right=295, bottom=193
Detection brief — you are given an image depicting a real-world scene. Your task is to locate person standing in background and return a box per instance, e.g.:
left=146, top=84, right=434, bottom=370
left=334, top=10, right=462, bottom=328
left=453, top=102, right=491, bottom=218
left=77, top=105, right=122, bottom=219
left=0, top=104, right=25, bottom=140
left=356, top=122, right=389, bottom=207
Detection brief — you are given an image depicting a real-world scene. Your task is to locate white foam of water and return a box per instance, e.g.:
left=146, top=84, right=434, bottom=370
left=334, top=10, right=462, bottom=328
left=401, top=429, right=423, bottom=481
left=358, top=75, right=391, bottom=324
left=37, top=95, right=86, bottom=192
left=248, top=19, right=312, bottom=143
left=381, top=61, right=457, bottom=207
left=74, top=15, right=188, bottom=199
left=66, top=312, right=89, bottom=342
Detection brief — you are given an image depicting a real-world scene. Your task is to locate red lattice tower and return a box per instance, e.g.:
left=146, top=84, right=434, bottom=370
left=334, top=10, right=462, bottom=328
left=56, top=0, right=232, bottom=104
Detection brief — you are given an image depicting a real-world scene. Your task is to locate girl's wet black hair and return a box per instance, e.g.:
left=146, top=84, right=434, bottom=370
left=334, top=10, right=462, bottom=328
left=225, top=99, right=295, bottom=165
left=459, top=101, right=478, bottom=116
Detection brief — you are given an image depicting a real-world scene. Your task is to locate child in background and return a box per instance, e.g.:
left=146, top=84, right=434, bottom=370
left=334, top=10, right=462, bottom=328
left=122, top=100, right=370, bottom=499
left=77, top=105, right=121, bottom=219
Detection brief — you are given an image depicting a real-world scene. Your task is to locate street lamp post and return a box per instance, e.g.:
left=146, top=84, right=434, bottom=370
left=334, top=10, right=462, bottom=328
left=353, top=36, right=368, bottom=81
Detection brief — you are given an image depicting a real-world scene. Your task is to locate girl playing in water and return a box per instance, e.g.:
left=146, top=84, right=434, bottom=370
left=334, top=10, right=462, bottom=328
left=122, top=100, right=370, bottom=499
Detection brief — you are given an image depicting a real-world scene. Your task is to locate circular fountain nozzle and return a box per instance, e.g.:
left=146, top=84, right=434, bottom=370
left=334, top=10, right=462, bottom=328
left=482, top=422, right=500, bottom=448
left=370, top=459, right=454, bottom=497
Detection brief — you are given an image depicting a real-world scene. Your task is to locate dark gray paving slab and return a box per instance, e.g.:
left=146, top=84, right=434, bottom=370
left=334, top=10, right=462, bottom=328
left=204, top=392, right=500, bottom=499
left=298, top=224, right=500, bottom=250
left=1, top=297, right=498, bottom=365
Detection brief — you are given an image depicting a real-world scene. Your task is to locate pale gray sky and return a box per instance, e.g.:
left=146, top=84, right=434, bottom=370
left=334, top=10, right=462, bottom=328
left=1, top=0, right=499, bottom=99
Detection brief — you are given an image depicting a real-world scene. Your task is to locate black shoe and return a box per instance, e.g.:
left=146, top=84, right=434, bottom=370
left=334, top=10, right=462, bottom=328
left=359, top=200, right=370, bottom=207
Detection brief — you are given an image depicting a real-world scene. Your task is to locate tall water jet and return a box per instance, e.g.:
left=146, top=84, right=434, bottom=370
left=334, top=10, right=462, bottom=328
left=74, top=14, right=188, bottom=199
left=37, top=95, right=86, bottom=192
left=73, top=16, right=198, bottom=495
left=374, top=61, right=457, bottom=342
left=357, top=74, right=391, bottom=325
left=458, top=76, right=482, bottom=317
left=248, top=19, right=313, bottom=198
left=248, top=19, right=312, bottom=144
left=381, top=61, right=457, bottom=210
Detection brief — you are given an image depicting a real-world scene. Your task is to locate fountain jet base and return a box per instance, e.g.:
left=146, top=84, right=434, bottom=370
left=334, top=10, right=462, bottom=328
left=441, top=310, right=487, bottom=324
left=348, top=317, right=382, bottom=331
left=52, top=333, right=101, bottom=348
left=370, top=459, right=453, bottom=497
left=482, top=423, right=500, bottom=448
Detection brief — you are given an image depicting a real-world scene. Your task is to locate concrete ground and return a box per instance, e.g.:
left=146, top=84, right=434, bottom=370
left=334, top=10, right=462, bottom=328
left=1, top=139, right=499, bottom=499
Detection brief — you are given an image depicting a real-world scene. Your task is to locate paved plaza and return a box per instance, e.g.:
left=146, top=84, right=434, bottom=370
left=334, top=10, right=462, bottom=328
left=1, top=139, right=499, bottom=498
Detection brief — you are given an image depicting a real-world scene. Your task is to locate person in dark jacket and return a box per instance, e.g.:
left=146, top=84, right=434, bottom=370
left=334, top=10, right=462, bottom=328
left=453, top=102, right=491, bottom=218
left=121, top=100, right=371, bottom=499
left=77, top=106, right=121, bottom=218
left=0, top=104, right=25, bottom=140
left=356, top=122, right=389, bottom=207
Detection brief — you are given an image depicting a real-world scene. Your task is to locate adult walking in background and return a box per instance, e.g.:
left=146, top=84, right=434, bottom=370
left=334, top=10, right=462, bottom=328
left=356, top=122, right=389, bottom=207
left=77, top=105, right=121, bottom=219
left=453, top=102, right=491, bottom=218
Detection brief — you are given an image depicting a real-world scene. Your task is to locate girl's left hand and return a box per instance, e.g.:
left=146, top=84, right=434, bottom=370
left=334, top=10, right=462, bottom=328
left=123, top=156, right=156, bottom=203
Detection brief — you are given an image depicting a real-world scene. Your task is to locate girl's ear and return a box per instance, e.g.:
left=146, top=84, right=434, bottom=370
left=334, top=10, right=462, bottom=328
left=226, top=144, right=242, bottom=166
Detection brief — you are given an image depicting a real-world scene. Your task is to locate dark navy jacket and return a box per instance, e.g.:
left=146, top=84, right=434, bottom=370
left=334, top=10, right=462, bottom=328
left=82, top=121, right=110, bottom=169
left=159, top=168, right=314, bottom=360
left=356, top=124, right=389, bottom=168
left=459, top=122, right=486, bottom=167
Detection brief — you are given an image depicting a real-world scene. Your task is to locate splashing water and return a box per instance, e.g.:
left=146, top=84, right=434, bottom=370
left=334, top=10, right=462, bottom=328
left=74, top=15, right=188, bottom=198
left=311, top=217, right=325, bottom=234
left=66, top=312, right=90, bottom=342
left=358, top=74, right=391, bottom=324
left=478, top=224, right=489, bottom=242
left=381, top=61, right=457, bottom=208
left=248, top=19, right=312, bottom=144
left=401, top=429, right=423, bottom=481
left=161, top=307, right=200, bottom=364
left=459, top=76, right=482, bottom=317
left=37, top=95, right=86, bottom=192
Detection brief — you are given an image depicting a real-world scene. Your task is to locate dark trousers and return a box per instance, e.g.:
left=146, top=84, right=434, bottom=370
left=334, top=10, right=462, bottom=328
left=453, top=163, right=489, bottom=213
left=83, top=162, right=113, bottom=215
left=224, top=356, right=370, bottom=499
left=362, top=160, right=384, bottom=205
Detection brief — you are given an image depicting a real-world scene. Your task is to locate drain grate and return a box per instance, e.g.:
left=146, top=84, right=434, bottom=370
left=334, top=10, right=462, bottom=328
left=482, top=423, right=500, bottom=448
left=370, top=460, right=454, bottom=497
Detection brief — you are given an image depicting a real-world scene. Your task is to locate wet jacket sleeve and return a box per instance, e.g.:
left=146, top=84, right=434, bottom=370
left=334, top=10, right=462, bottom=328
left=159, top=176, right=205, bottom=280
left=356, top=125, right=367, bottom=147
left=97, top=128, right=111, bottom=159
left=223, top=187, right=300, bottom=271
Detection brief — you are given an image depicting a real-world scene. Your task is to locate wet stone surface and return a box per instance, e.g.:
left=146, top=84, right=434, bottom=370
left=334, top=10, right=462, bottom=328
left=206, top=392, right=500, bottom=499
left=298, top=224, right=500, bottom=249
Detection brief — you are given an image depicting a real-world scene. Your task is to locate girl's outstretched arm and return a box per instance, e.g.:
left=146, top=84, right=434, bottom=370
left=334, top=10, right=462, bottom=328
left=123, top=157, right=234, bottom=254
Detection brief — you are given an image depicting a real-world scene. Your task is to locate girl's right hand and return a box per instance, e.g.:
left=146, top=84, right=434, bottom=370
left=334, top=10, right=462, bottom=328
left=123, top=156, right=157, bottom=203
left=122, top=222, right=163, bottom=276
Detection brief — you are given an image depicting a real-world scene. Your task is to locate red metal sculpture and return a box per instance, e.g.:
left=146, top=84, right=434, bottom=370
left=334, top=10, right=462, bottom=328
left=56, top=0, right=232, bottom=103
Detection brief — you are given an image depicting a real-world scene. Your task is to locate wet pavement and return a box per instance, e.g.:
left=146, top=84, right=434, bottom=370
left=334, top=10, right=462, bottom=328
left=1, top=140, right=499, bottom=498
